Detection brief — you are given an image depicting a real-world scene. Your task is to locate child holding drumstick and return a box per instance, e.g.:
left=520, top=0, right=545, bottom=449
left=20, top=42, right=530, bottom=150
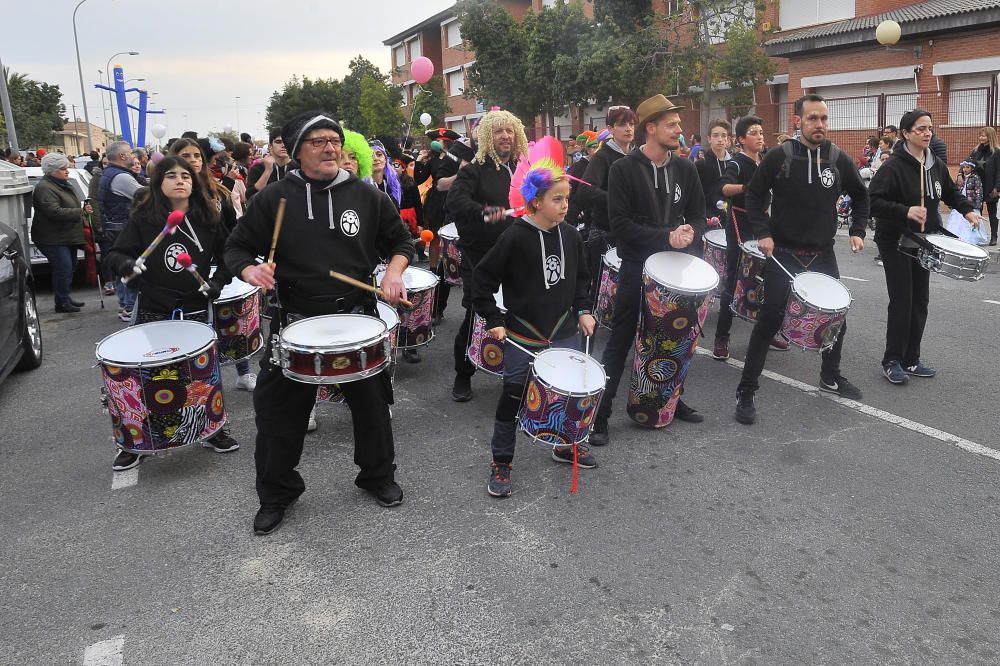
left=473, top=160, right=597, bottom=498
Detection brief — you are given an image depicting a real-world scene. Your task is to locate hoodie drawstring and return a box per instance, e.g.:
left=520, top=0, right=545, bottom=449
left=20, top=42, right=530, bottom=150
left=327, top=191, right=335, bottom=229
left=305, top=182, right=314, bottom=220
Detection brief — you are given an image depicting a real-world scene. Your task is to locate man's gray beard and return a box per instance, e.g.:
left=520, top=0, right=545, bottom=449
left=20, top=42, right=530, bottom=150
left=495, top=148, right=512, bottom=161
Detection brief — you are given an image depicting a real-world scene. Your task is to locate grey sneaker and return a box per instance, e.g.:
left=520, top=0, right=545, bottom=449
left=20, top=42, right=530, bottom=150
left=882, top=361, right=908, bottom=385
left=487, top=462, right=512, bottom=497
left=551, top=444, right=597, bottom=468
left=905, top=362, right=936, bottom=378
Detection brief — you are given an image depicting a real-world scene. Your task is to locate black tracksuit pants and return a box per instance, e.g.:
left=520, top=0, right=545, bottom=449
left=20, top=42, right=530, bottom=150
left=452, top=257, right=477, bottom=378
left=253, top=316, right=396, bottom=508
left=876, top=238, right=929, bottom=367
left=737, top=247, right=846, bottom=394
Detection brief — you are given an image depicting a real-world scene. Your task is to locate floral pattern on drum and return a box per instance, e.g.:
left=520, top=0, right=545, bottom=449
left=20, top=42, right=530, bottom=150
left=780, top=294, right=846, bottom=352
left=519, top=376, right=603, bottom=448
left=213, top=289, right=263, bottom=362
left=468, top=314, right=505, bottom=376
left=396, top=285, right=436, bottom=349
left=442, top=238, right=462, bottom=287
left=730, top=244, right=766, bottom=322
left=594, top=264, right=619, bottom=329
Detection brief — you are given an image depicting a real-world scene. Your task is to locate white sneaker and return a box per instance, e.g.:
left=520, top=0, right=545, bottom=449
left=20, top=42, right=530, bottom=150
left=235, top=372, right=257, bottom=391
left=118, top=308, right=133, bottom=323
left=307, top=407, right=318, bottom=432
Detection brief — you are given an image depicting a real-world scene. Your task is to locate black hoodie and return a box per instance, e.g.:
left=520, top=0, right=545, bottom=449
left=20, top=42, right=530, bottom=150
left=695, top=149, right=732, bottom=215
left=576, top=140, right=629, bottom=238
left=445, top=155, right=518, bottom=267
left=224, top=169, right=414, bottom=316
left=473, top=217, right=590, bottom=347
left=869, top=143, right=974, bottom=243
left=107, top=208, right=232, bottom=313
left=746, top=139, right=869, bottom=250
left=608, top=147, right=707, bottom=265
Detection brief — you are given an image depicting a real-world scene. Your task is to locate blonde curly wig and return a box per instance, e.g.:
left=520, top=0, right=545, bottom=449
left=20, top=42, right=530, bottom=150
left=474, top=110, right=528, bottom=169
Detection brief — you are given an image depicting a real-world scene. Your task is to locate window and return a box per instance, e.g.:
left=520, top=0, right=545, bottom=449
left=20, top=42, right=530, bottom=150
left=393, top=45, right=406, bottom=67
left=408, top=38, right=421, bottom=61
left=702, top=0, right=756, bottom=45
left=949, top=72, right=996, bottom=127
left=445, top=21, right=462, bottom=48
left=780, top=0, right=855, bottom=31
left=666, top=0, right=682, bottom=15
left=447, top=70, right=464, bottom=97
left=774, top=83, right=789, bottom=134
left=448, top=119, right=466, bottom=135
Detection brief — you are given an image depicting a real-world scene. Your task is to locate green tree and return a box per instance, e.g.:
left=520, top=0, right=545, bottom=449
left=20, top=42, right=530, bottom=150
left=593, top=0, right=653, bottom=30
left=573, top=20, right=662, bottom=112
left=455, top=0, right=531, bottom=117
left=339, top=56, right=390, bottom=133
left=408, top=75, right=450, bottom=136
left=713, top=20, right=775, bottom=117
left=264, top=75, right=342, bottom=129
left=0, top=68, right=66, bottom=149
left=524, top=1, right=592, bottom=132
left=359, top=73, right=404, bottom=137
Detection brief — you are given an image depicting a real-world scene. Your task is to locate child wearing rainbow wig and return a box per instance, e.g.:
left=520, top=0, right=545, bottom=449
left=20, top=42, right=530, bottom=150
left=472, top=159, right=598, bottom=498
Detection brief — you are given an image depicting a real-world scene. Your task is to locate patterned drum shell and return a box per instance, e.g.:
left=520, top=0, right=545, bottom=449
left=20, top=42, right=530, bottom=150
left=779, top=272, right=852, bottom=352
left=594, top=247, right=621, bottom=330
left=730, top=240, right=766, bottom=322
left=468, top=288, right=506, bottom=376
left=517, top=348, right=606, bottom=448
left=212, top=277, right=263, bottom=363
left=376, top=266, right=439, bottom=349
left=439, top=222, right=463, bottom=287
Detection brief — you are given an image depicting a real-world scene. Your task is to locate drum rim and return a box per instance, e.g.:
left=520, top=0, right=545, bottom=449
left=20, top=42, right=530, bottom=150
left=602, top=246, right=622, bottom=269
left=790, top=271, right=853, bottom=313
left=439, top=222, right=460, bottom=239
left=922, top=233, right=990, bottom=259
left=215, top=282, right=260, bottom=304
left=531, top=348, right=607, bottom=395
left=376, top=265, right=441, bottom=292
left=279, top=314, right=389, bottom=352
left=95, top=320, right=218, bottom=367
left=740, top=240, right=765, bottom=258
left=704, top=228, right=727, bottom=248
left=643, top=252, right=720, bottom=295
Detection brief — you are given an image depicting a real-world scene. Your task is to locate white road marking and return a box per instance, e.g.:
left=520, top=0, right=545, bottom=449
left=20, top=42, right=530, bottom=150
left=983, top=299, right=1000, bottom=306
left=84, top=636, right=124, bottom=666
left=110, top=468, right=138, bottom=490
left=840, top=275, right=869, bottom=282
left=695, top=347, right=1000, bottom=462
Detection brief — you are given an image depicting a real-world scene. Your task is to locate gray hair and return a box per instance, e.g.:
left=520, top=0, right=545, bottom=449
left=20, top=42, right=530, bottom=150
left=41, top=152, right=70, bottom=175
left=132, top=148, right=147, bottom=160
left=106, top=141, right=132, bottom=165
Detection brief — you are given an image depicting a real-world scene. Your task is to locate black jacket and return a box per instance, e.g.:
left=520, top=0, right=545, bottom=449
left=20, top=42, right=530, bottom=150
left=608, top=147, right=707, bottom=265
left=106, top=208, right=232, bottom=313
left=565, top=155, right=590, bottom=230
left=576, top=141, right=629, bottom=237
left=970, top=143, right=1000, bottom=200
left=720, top=152, right=759, bottom=241
left=870, top=144, right=974, bottom=242
left=225, top=169, right=414, bottom=316
left=695, top=150, right=732, bottom=216
left=246, top=159, right=296, bottom=199
left=746, top=139, right=870, bottom=250
left=445, top=156, right=517, bottom=267
left=473, top=218, right=590, bottom=346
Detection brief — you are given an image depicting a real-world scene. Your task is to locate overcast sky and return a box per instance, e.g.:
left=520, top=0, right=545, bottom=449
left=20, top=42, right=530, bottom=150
left=4, top=0, right=453, bottom=145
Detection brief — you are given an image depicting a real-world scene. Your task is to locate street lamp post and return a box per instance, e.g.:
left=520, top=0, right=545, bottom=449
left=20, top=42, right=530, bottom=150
left=235, top=96, right=241, bottom=135
left=105, top=51, right=139, bottom=138
left=72, top=0, right=95, bottom=152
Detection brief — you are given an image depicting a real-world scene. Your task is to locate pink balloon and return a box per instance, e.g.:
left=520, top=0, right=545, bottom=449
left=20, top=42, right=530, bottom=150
left=411, top=57, right=434, bottom=85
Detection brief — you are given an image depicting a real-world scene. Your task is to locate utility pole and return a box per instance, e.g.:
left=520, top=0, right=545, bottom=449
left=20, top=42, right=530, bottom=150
left=0, top=55, right=19, bottom=154
left=72, top=104, right=81, bottom=153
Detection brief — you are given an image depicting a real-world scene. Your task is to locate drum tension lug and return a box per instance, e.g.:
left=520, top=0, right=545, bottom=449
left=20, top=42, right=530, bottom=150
left=314, top=353, right=323, bottom=375
left=360, top=349, right=367, bottom=370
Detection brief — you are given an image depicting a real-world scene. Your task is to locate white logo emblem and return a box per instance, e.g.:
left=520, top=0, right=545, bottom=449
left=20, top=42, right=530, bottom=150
left=820, top=168, right=835, bottom=188
left=544, top=255, right=562, bottom=286
left=163, top=243, right=186, bottom=272
left=934, top=180, right=942, bottom=198
left=340, top=210, right=360, bottom=236
left=674, top=183, right=682, bottom=203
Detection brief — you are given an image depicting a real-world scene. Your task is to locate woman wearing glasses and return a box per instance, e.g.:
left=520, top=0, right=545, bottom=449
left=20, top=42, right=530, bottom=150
left=869, top=109, right=980, bottom=385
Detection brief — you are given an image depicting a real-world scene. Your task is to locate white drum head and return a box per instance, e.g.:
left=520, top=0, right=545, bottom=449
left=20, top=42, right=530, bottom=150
left=602, top=247, right=621, bottom=270
left=376, top=266, right=439, bottom=291
left=218, top=277, right=257, bottom=301
left=925, top=234, right=989, bottom=259
left=533, top=348, right=604, bottom=394
left=96, top=320, right=216, bottom=366
left=705, top=228, right=727, bottom=249
left=376, top=301, right=400, bottom=330
left=281, top=314, right=386, bottom=349
left=793, top=272, right=851, bottom=310
left=439, top=222, right=459, bottom=240
left=741, top=240, right=764, bottom=259
left=644, top=251, right=720, bottom=295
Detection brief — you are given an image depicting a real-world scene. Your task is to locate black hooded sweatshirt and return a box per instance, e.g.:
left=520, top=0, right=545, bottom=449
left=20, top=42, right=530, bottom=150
left=445, top=155, right=518, bottom=267
left=695, top=149, right=732, bottom=215
left=473, top=217, right=591, bottom=347
left=106, top=207, right=232, bottom=313
left=608, top=147, right=707, bottom=265
left=746, top=139, right=870, bottom=250
left=869, top=143, right=974, bottom=243
left=224, top=168, right=414, bottom=316
left=576, top=140, right=629, bottom=238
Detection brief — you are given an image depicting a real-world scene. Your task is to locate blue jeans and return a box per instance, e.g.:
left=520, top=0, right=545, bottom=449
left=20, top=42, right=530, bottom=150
left=36, top=244, right=77, bottom=306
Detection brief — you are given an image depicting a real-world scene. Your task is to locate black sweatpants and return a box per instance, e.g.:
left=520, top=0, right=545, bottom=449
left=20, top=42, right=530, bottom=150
left=987, top=198, right=998, bottom=241
left=253, top=316, right=396, bottom=508
left=737, top=247, right=846, bottom=394
left=596, top=261, right=643, bottom=424
left=452, top=257, right=477, bottom=378
left=715, top=223, right=743, bottom=339
left=876, top=238, right=930, bottom=367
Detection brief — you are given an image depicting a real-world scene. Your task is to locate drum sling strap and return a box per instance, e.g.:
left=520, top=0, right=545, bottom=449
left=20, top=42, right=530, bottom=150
left=506, top=311, right=570, bottom=349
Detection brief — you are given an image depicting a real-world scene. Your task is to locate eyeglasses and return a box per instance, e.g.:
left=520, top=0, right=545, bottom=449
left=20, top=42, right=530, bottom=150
left=304, top=136, right=342, bottom=149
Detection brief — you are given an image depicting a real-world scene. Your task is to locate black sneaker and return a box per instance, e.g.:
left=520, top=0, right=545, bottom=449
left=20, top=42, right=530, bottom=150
left=819, top=375, right=863, bottom=400
left=674, top=400, right=704, bottom=423
left=905, top=361, right=936, bottom=378
left=874, top=255, right=883, bottom=266
left=112, top=449, right=143, bottom=471
left=451, top=374, right=473, bottom=402
left=55, top=303, right=81, bottom=313
left=488, top=462, right=512, bottom=497
left=735, top=391, right=756, bottom=425
left=432, top=313, right=443, bottom=327
left=253, top=506, right=285, bottom=535
left=552, top=445, right=597, bottom=468
left=204, top=429, right=240, bottom=453
left=370, top=480, right=403, bottom=507
left=882, top=361, right=908, bottom=385
left=589, top=420, right=609, bottom=446
left=402, top=348, right=421, bottom=364
left=68, top=298, right=85, bottom=307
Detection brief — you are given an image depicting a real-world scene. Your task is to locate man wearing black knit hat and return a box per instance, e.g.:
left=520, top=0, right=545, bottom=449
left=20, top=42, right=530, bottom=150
left=226, top=110, right=414, bottom=536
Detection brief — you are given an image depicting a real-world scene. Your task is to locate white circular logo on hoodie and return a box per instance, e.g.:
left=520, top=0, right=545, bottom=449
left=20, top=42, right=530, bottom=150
left=934, top=180, right=942, bottom=198
left=544, top=255, right=562, bottom=286
left=674, top=184, right=682, bottom=203
left=821, top=168, right=835, bottom=188
left=340, top=210, right=360, bottom=236
left=164, top=243, right=186, bottom=272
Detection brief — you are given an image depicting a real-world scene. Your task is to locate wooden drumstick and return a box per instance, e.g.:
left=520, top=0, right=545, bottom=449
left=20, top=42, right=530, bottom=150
left=329, top=270, right=413, bottom=308
left=918, top=156, right=925, bottom=233
left=267, top=197, right=287, bottom=265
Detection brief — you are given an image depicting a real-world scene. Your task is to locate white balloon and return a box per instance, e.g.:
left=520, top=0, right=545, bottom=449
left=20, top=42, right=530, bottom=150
left=420, top=113, right=432, bottom=127
left=223, top=124, right=233, bottom=133
left=150, top=124, right=167, bottom=139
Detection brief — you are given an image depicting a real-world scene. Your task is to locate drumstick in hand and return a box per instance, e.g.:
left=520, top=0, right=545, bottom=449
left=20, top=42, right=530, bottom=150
left=267, top=197, right=287, bottom=265
left=176, top=253, right=212, bottom=295
left=918, top=157, right=926, bottom=233
left=122, top=210, right=184, bottom=283
left=329, top=270, right=413, bottom=308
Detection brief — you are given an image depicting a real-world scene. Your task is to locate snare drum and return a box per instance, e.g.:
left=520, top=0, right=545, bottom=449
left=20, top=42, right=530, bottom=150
left=316, top=302, right=399, bottom=404
left=96, top=320, right=227, bottom=454
left=594, top=247, right=621, bottom=330
left=702, top=228, right=728, bottom=292
left=628, top=252, right=718, bottom=428
left=439, top=222, right=463, bottom=287
left=731, top=240, right=766, bottom=321
left=271, top=314, right=390, bottom=384
left=914, top=234, right=989, bottom=281
left=518, top=348, right=606, bottom=447
left=468, top=288, right=506, bottom=376
left=376, top=266, right=439, bottom=348
left=780, top=272, right=852, bottom=352
left=212, top=277, right=263, bottom=363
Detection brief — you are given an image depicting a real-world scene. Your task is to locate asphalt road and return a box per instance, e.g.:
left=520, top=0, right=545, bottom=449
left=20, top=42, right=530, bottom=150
left=2, top=238, right=999, bottom=665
